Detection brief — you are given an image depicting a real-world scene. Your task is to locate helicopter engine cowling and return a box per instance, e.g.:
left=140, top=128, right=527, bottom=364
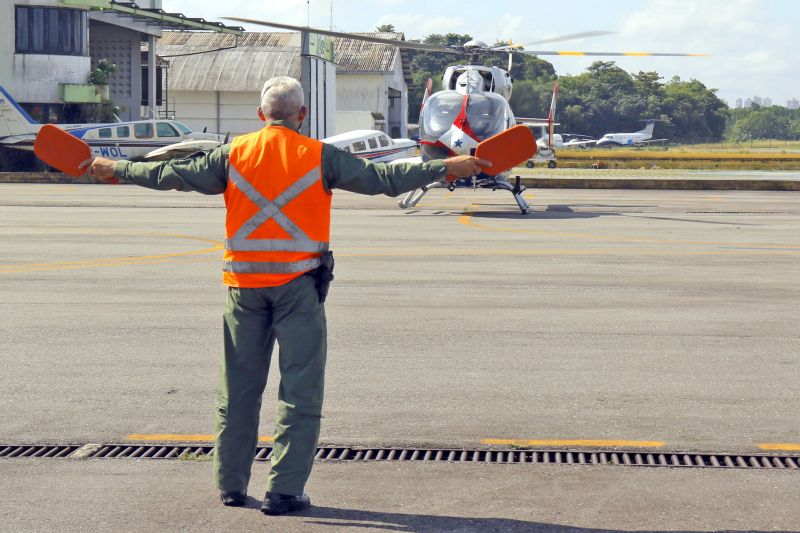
left=418, top=91, right=513, bottom=159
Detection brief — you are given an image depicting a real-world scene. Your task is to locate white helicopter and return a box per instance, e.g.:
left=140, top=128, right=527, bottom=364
left=0, top=85, right=226, bottom=164
left=225, top=17, right=700, bottom=213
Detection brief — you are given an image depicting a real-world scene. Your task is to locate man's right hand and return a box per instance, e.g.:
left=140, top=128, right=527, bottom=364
left=443, top=155, right=491, bottom=178
left=79, top=157, right=116, bottom=179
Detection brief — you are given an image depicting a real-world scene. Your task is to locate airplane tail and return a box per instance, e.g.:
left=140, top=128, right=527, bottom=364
left=547, top=81, right=559, bottom=150
left=0, top=86, right=40, bottom=139
left=640, top=120, right=656, bottom=137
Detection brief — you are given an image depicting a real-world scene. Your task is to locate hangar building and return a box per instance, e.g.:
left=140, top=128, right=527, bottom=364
left=156, top=31, right=412, bottom=138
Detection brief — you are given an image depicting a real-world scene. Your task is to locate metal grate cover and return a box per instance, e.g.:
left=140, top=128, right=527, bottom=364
left=85, top=445, right=800, bottom=470
left=3, top=444, right=800, bottom=470
left=0, top=445, right=80, bottom=458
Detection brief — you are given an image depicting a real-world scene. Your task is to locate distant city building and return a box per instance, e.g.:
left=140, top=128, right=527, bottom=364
left=735, top=98, right=743, bottom=108
left=789, top=98, right=799, bottom=110
left=763, top=97, right=772, bottom=107
left=744, top=98, right=754, bottom=108
left=753, top=96, right=763, bottom=106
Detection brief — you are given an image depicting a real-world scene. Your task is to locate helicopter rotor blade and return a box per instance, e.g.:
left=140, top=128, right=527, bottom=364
left=522, top=31, right=617, bottom=46
left=517, top=50, right=706, bottom=57
left=222, top=17, right=460, bottom=54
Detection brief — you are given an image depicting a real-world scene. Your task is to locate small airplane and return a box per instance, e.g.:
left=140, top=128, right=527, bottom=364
left=225, top=16, right=702, bottom=214
left=0, top=85, right=226, bottom=164
left=321, top=129, right=417, bottom=162
left=595, top=120, right=667, bottom=147
left=565, top=120, right=668, bottom=148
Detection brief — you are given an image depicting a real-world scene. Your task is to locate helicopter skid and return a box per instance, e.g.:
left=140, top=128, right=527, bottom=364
left=398, top=175, right=530, bottom=214
left=398, top=181, right=446, bottom=208
left=492, top=177, right=531, bottom=215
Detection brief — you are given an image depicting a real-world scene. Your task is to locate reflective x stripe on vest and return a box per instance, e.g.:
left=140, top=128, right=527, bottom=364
left=223, top=166, right=329, bottom=275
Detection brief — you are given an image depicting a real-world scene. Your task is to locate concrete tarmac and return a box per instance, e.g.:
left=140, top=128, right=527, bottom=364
left=2, top=459, right=799, bottom=532
left=1, top=182, right=799, bottom=530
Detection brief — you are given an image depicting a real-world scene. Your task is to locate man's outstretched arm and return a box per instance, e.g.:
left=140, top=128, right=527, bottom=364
left=321, top=144, right=489, bottom=196
left=82, top=145, right=230, bottom=195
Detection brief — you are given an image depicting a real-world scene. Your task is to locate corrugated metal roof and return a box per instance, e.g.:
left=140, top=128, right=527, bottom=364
left=158, top=31, right=408, bottom=92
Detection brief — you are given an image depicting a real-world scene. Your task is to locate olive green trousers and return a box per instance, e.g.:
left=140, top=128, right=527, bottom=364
left=214, top=274, right=326, bottom=496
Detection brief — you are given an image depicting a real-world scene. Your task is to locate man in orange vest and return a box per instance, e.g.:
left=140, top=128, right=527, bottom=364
left=83, top=76, right=488, bottom=515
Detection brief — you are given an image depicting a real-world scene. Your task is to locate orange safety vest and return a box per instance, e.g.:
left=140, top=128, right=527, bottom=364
left=222, top=126, right=331, bottom=288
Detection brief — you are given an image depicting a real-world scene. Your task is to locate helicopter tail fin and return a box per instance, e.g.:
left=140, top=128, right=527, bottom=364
left=0, top=86, right=40, bottom=139
left=419, top=77, right=433, bottom=122
left=547, top=81, right=559, bottom=150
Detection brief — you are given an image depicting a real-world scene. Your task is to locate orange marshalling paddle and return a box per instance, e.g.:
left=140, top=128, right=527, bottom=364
left=33, top=124, right=93, bottom=177
left=33, top=124, right=119, bottom=183
left=474, top=124, right=538, bottom=176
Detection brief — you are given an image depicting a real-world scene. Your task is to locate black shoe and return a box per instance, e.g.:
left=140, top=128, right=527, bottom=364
left=260, top=491, right=311, bottom=515
left=220, top=491, right=247, bottom=507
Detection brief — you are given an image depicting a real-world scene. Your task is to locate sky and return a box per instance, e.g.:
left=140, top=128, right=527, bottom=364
left=162, top=0, right=800, bottom=107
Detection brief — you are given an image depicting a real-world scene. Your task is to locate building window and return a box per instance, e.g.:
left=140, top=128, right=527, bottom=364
left=15, top=6, right=87, bottom=56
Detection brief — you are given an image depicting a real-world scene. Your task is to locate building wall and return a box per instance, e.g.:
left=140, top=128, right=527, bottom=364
left=170, top=90, right=263, bottom=137
left=386, top=54, right=409, bottom=138
left=0, top=0, right=91, bottom=103
left=90, top=21, right=143, bottom=121
left=335, top=54, right=408, bottom=137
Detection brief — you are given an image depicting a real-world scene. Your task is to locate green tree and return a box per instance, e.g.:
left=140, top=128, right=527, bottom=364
left=375, top=24, right=395, bottom=32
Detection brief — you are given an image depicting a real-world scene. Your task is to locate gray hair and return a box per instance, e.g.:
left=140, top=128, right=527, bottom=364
left=260, top=77, right=304, bottom=120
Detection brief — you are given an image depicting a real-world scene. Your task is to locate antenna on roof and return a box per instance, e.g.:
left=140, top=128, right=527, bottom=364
left=307, top=0, right=310, bottom=26
left=330, top=0, right=333, bottom=31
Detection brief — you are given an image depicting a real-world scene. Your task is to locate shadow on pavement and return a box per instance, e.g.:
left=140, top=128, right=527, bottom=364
left=238, top=503, right=789, bottom=533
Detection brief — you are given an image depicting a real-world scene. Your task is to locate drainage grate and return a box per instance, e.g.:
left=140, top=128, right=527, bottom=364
left=4, top=444, right=800, bottom=470
left=0, top=445, right=80, bottom=458
left=78, top=445, right=800, bottom=470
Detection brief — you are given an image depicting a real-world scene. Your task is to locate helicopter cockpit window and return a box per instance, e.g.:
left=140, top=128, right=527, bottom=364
left=465, top=95, right=507, bottom=139
left=367, top=137, right=378, bottom=149
left=421, top=92, right=463, bottom=139
left=378, top=134, right=390, bottom=147
left=352, top=140, right=366, bottom=152
left=420, top=92, right=507, bottom=142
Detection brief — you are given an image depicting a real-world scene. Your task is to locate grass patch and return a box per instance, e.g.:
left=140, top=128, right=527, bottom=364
left=178, top=450, right=213, bottom=462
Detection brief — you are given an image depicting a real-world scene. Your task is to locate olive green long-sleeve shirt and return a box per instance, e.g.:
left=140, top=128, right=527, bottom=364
left=113, top=125, right=446, bottom=197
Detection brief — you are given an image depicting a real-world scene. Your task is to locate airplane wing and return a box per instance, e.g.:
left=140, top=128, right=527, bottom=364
left=0, top=133, right=37, bottom=146
left=389, top=155, right=423, bottom=166
left=143, top=139, right=222, bottom=161
left=563, top=139, right=598, bottom=147
left=515, top=117, right=561, bottom=126
left=638, top=138, right=669, bottom=144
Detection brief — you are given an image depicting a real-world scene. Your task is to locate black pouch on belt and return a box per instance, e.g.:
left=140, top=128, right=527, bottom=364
left=314, top=251, right=335, bottom=303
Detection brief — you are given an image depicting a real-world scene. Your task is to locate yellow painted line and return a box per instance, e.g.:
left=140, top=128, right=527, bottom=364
left=557, top=51, right=586, bottom=56
left=483, top=438, right=665, bottom=448
left=127, top=433, right=273, bottom=443
left=758, top=443, right=800, bottom=452
left=0, top=233, right=223, bottom=274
